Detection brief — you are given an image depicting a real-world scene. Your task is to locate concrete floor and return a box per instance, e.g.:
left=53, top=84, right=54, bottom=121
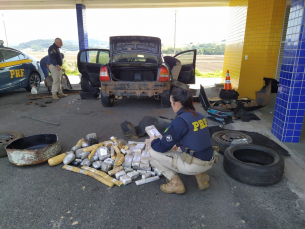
left=0, top=79, right=305, bottom=229
left=206, top=90, right=305, bottom=213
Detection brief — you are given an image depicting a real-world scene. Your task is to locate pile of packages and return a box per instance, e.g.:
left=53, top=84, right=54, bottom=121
left=48, top=133, right=162, bottom=188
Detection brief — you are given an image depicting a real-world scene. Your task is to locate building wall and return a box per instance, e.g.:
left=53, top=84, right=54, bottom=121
left=222, top=0, right=248, bottom=89
left=238, top=0, right=287, bottom=99
left=223, top=0, right=286, bottom=99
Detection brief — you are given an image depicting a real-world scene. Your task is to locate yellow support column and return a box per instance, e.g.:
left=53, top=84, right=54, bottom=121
left=223, top=0, right=286, bottom=98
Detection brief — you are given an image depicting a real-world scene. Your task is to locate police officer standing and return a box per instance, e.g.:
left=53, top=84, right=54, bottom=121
left=149, top=88, right=218, bottom=194
left=48, top=38, right=67, bottom=100
left=40, top=53, right=64, bottom=80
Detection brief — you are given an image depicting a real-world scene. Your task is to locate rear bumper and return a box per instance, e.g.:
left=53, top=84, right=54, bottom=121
left=100, top=81, right=170, bottom=97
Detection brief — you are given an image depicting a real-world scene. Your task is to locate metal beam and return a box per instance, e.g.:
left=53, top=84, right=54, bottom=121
left=1, top=0, right=230, bottom=10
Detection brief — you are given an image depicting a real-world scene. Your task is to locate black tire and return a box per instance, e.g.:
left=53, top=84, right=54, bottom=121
left=223, top=144, right=284, bottom=186
left=211, top=130, right=253, bottom=154
left=101, top=93, right=114, bottom=107
left=0, top=131, right=24, bottom=158
left=26, top=72, right=41, bottom=92
left=81, top=77, right=98, bottom=92
left=161, top=96, right=171, bottom=108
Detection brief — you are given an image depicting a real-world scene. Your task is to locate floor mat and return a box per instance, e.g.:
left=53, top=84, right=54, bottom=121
left=208, top=126, right=290, bottom=157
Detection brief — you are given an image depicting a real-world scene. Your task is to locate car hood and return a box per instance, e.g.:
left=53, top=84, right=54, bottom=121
left=110, top=36, right=161, bottom=56
left=27, top=55, right=39, bottom=62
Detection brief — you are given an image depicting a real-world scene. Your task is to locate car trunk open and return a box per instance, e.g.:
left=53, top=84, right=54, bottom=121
left=110, top=65, right=159, bottom=82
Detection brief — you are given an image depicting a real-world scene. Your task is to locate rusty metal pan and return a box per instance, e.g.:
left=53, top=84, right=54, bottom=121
left=6, top=134, right=61, bottom=166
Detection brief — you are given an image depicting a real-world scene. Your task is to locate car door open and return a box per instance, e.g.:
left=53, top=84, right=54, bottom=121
left=174, top=49, right=196, bottom=84
left=77, top=49, right=109, bottom=87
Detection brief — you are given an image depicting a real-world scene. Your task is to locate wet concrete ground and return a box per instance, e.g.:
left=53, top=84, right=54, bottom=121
left=0, top=83, right=304, bottom=229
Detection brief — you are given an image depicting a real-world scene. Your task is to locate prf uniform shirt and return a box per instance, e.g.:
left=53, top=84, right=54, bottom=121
left=48, top=43, right=63, bottom=67
left=151, top=108, right=214, bottom=161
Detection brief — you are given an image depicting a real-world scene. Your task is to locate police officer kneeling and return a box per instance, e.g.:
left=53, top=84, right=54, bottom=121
left=149, top=88, right=218, bottom=194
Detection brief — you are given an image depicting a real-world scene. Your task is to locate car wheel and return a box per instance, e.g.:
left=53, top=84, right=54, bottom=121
left=211, top=130, right=253, bottom=154
left=0, top=131, right=24, bottom=158
left=26, top=72, right=41, bottom=92
left=161, top=96, right=171, bottom=108
left=101, top=93, right=114, bottom=107
left=81, top=77, right=98, bottom=92
left=223, top=144, right=284, bottom=186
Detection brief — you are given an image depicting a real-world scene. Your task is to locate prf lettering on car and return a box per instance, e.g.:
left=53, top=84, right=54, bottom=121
left=10, top=69, right=25, bottom=78
left=192, top=118, right=208, bottom=131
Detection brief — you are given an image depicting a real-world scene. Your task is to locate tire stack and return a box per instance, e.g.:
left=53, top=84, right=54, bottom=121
left=211, top=130, right=285, bottom=186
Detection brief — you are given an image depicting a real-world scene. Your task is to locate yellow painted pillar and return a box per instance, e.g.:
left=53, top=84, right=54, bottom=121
left=223, top=0, right=286, bottom=99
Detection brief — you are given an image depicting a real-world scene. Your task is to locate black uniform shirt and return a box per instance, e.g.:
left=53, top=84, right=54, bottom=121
left=48, top=43, right=62, bottom=66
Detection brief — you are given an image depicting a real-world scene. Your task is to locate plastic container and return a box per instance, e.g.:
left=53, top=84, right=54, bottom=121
left=31, top=85, right=38, bottom=94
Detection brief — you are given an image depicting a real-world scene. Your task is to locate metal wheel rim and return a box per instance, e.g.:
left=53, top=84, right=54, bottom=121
left=220, top=132, right=246, bottom=143
left=29, top=73, right=40, bottom=90
left=0, top=133, right=19, bottom=145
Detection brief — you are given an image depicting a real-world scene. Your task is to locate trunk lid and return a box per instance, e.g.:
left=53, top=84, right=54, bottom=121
left=110, top=36, right=161, bottom=56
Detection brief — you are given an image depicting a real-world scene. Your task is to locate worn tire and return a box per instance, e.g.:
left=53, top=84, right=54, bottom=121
left=211, top=130, right=253, bottom=154
left=81, top=77, right=98, bottom=92
left=101, top=94, right=114, bottom=107
left=161, top=96, right=171, bottom=108
left=0, top=131, right=24, bottom=158
left=26, top=72, right=41, bottom=92
left=223, top=144, right=284, bottom=186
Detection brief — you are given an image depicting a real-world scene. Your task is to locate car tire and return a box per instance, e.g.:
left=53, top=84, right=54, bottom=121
left=26, top=72, right=41, bottom=92
left=101, top=93, right=114, bottom=107
left=81, top=77, right=98, bottom=92
left=161, top=96, right=171, bottom=108
left=0, top=131, right=24, bottom=158
left=223, top=144, right=284, bottom=186
left=211, top=130, right=253, bottom=154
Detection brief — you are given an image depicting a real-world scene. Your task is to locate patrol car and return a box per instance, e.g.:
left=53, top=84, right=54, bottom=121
left=0, top=40, right=44, bottom=93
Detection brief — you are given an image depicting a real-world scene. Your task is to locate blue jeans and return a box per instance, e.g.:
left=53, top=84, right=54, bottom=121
left=40, top=64, right=50, bottom=79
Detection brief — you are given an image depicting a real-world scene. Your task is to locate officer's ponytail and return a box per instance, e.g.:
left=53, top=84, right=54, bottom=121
left=170, top=87, right=197, bottom=116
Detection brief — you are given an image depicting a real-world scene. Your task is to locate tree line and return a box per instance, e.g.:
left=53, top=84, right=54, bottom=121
left=11, top=39, right=108, bottom=51
left=162, top=42, right=225, bottom=55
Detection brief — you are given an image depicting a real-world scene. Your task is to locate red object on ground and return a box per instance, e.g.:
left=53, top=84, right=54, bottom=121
left=224, top=70, right=232, bottom=90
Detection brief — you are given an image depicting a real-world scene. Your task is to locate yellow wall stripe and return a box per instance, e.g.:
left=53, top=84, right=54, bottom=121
left=0, top=59, right=33, bottom=68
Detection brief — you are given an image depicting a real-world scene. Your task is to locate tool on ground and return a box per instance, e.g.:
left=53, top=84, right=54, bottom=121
left=199, top=85, right=233, bottom=125
left=21, top=116, right=59, bottom=126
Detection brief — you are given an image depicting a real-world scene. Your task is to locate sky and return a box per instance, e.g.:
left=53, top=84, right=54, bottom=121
left=0, top=7, right=229, bottom=47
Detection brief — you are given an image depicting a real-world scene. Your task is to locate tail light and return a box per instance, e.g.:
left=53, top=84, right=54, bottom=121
left=158, top=66, right=169, bottom=82
left=100, top=66, right=110, bottom=81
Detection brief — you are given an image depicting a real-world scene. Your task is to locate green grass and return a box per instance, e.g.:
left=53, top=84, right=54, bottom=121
left=62, top=60, right=79, bottom=75
left=195, top=69, right=222, bottom=78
